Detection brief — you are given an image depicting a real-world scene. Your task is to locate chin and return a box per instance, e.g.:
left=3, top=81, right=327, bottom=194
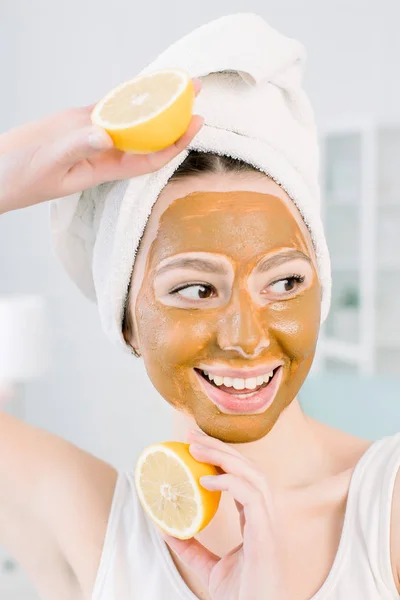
left=188, top=391, right=293, bottom=444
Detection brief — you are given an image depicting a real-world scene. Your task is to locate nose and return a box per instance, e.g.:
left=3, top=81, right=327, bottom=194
left=217, top=290, right=270, bottom=359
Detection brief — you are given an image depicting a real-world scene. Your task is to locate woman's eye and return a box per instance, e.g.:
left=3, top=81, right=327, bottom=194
left=171, top=284, right=216, bottom=300
left=268, top=275, right=305, bottom=295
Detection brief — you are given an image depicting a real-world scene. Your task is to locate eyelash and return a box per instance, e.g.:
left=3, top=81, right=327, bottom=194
left=169, top=282, right=217, bottom=297
left=169, top=274, right=306, bottom=299
left=268, top=273, right=306, bottom=292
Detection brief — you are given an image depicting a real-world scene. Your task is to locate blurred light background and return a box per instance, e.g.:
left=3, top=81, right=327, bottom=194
left=0, top=0, right=399, bottom=595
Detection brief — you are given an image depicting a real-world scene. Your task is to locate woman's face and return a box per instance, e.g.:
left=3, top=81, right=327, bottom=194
left=127, top=172, right=322, bottom=443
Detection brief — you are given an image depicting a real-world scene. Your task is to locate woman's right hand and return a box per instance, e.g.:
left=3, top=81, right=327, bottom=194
left=0, top=79, right=203, bottom=214
left=162, top=429, right=290, bottom=600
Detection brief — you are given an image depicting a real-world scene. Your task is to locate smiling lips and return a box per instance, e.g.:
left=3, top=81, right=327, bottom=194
left=201, top=368, right=274, bottom=394
left=194, top=366, right=283, bottom=415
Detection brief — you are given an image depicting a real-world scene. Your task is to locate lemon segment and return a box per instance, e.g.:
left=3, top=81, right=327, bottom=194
left=91, top=69, right=195, bottom=154
left=135, top=441, right=221, bottom=540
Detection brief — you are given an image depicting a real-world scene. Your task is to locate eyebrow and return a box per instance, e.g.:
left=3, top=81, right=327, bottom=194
left=156, top=258, right=229, bottom=277
left=255, top=250, right=312, bottom=273
left=155, top=249, right=311, bottom=277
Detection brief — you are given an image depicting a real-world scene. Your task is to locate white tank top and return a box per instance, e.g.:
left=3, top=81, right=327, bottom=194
left=91, top=432, right=400, bottom=600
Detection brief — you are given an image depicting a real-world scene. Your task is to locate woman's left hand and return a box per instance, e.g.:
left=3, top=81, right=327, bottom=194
left=162, top=430, right=289, bottom=600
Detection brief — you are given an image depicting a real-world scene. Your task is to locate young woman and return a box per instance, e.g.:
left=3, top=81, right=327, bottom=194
left=1, top=13, right=400, bottom=600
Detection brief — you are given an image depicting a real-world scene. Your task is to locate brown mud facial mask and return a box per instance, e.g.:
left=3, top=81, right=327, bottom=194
left=134, top=190, right=321, bottom=443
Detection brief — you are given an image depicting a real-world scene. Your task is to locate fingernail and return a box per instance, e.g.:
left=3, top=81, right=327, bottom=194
left=194, top=115, right=205, bottom=128
left=88, top=127, right=113, bottom=150
left=190, top=443, right=208, bottom=453
left=200, top=476, right=217, bottom=487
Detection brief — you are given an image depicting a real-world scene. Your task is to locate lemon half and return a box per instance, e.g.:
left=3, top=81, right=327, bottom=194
left=135, top=441, right=221, bottom=540
left=91, top=69, right=195, bottom=154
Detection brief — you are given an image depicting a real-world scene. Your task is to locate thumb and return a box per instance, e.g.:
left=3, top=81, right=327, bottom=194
left=161, top=533, right=220, bottom=586
left=52, top=125, right=114, bottom=168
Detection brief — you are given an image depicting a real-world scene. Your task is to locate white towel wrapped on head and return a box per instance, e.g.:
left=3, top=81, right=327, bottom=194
left=50, top=12, right=331, bottom=353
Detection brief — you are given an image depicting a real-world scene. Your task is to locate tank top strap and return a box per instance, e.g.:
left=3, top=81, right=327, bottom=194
left=346, top=432, right=400, bottom=594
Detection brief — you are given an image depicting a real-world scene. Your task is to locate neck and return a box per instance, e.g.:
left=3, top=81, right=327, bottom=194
left=170, top=398, right=330, bottom=491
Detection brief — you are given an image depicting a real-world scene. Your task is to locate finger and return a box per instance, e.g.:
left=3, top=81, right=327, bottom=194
left=61, top=113, right=204, bottom=192
left=80, top=102, right=98, bottom=114
left=144, top=114, right=204, bottom=171
left=234, top=499, right=246, bottom=535
left=174, top=115, right=204, bottom=154
left=161, top=532, right=220, bottom=587
left=189, top=443, right=272, bottom=501
left=225, top=540, right=243, bottom=558
left=199, top=474, right=275, bottom=563
left=169, top=113, right=204, bottom=149
left=51, top=125, right=114, bottom=169
left=187, top=429, right=248, bottom=459
left=173, top=114, right=204, bottom=151
left=192, top=78, right=202, bottom=96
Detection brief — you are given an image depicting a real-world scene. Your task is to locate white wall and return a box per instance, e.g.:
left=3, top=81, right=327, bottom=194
left=1, top=0, right=399, bottom=468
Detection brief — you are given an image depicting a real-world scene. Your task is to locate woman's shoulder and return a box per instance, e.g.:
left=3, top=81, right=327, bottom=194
left=387, top=434, right=400, bottom=594
left=70, top=465, right=145, bottom=599
left=61, top=456, right=119, bottom=599
left=320, top=428, right=400, bottom=594
left=89, top=468, right=172, bottom=600
left=313, top=419, right=373, bottom=470
left=344, top=430, right=400, bottom=595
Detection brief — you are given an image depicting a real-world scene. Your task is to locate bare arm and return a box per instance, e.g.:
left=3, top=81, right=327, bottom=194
left=0, top=409, right=118, bottom=599
left=0, top=80, right=202, bottom=215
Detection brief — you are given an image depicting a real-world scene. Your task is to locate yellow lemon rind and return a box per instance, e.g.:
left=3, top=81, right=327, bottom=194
left=135, top=442, right=220, bottom=540
left=91, top=69, right=195, bottom=154
left=92, top=69, right=191, bottom=128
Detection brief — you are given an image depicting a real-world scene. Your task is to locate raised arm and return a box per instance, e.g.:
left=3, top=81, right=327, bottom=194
left=0, top=79, right=202, bottom=214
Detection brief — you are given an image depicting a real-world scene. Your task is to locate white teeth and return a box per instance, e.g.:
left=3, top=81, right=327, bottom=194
left=263, top=371, right=273, bottom=383
left=201, top=369, right=275, bottom=390
left=233, top=378, right=245, bottom=390
left=245, top=377, right=258, bottom=390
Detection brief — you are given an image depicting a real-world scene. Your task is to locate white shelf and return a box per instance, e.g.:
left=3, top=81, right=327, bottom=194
left=320, top=121, right=400, bottom=375
left=331, top=262, right=359, bottom=271
left=377, top=340, right=400, bottom=349
left=331, top=262, right=400, bottom=271
left=377, top=263, right=400, bottom=270
left=326, top=200, right=359, bottom=208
